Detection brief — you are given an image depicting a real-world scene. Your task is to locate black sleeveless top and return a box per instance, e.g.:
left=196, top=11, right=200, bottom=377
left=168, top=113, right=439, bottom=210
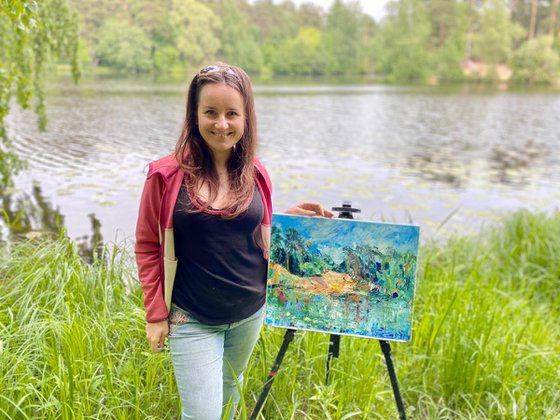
left=171, top=180, right=268, bottom=325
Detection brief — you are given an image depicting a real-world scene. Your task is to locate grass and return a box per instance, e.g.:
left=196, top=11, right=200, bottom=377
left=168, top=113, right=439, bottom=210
left=1, top=210, right=559, bottom=419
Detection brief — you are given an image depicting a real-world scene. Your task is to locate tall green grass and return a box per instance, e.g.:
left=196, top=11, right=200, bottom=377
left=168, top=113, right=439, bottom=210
left=1, top=210, right=559, bottom=419
left=0, top=236, right=178, bottom=419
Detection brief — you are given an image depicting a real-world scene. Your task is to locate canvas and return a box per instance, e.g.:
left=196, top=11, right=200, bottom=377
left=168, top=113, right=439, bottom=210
left=266, top=214, right=420, bottom=342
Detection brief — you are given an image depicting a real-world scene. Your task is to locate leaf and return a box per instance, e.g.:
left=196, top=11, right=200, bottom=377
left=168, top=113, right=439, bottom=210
left=26, top=1, right=39, bottom=14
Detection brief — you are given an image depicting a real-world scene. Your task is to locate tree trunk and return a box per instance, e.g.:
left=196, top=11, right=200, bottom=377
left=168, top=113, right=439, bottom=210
left=550, top=0, right=559, bottom=37
left=529, top=0, right=538, bottom=39
left=465, top=0, right=476, bottom=58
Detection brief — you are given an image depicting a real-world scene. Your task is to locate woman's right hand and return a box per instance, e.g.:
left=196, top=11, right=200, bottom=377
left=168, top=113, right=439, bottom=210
left=284, top=202, right=334, bottom=218
left=146, top=320, right=169, bottom=352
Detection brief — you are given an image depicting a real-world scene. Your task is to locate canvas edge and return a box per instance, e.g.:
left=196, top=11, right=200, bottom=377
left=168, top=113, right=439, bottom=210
left=265, top=213, right=421, bottom=344
left=262, top=321, right=410, bottom=343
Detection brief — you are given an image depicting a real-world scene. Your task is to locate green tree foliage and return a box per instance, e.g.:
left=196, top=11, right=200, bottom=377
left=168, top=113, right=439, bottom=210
left=253, top=0, right=299, bottom=74
left=275, top=26, right=322, bottom=75
left=270, top=225, right=287, bottom=266
left=96, top=19, right=152, bottom=72
left=0, top=0, right=79, bottom=190
left=472, top=0, right=526, bottom=64
left=427, top=0, right=457, bottom=48
left=65, top=0, right=560, bottom=85
left=285, top=227, right=309, bottom=275
left=129, top=0, right=174, bottom=73
left=374, top=0, right=432, bottom=83
left=70, top=0, right=128, bottom=62
left=295, top=2, right=325, bottom=28
left=512, top=0, right=560, bottom=40
left=512, top=35, right=560, bottom=84
left=169, top=0, right=221, bottom=68
left=153, top=45, right=181, bottom=74
left=431, top=1, right=470, bottom=82
left=216, top=0, right=262, bottom=73
left=321, top=0, right=365, bottom=75
left=129, top=0, right=170, bottom=43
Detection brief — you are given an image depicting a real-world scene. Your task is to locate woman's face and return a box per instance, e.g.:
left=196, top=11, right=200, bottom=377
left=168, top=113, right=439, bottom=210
left=196, top=82, right=245, bottom=160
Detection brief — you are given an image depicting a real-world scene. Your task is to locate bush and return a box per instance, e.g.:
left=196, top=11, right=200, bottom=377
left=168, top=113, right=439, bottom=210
left=512, top=36, right=560, bottom=85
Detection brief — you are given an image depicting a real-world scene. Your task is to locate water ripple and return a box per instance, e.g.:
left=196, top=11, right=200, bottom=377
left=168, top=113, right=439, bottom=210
left=5, top=81, right=560, bottom=241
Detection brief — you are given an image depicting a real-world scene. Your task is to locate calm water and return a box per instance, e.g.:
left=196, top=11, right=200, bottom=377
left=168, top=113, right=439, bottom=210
left=4, top=79, right=560, bottom=244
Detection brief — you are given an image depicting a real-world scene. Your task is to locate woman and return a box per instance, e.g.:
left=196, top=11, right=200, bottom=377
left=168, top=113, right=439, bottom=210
left=135, top=63, right=332, bottom=419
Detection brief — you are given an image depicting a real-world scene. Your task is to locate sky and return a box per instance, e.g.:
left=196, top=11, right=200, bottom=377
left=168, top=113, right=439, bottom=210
left=281, top=0, right=390, bottom=21
left=273, top=214, right=420, bottom=255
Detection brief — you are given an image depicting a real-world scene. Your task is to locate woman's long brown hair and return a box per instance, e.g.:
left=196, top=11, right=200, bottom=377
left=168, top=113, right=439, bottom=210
left=175, top=64, right=257, bottom=219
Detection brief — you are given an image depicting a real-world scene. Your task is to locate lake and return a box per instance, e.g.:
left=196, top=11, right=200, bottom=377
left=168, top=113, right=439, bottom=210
left=3, top=78, right=560, bottom=245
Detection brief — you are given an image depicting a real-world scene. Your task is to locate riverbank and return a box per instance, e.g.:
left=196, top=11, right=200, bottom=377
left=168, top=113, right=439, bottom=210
left=1, top=210, right=559, bottom=418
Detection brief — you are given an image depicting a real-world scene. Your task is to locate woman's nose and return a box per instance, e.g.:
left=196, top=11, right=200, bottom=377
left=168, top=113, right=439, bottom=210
left=214, top=116, right=228, bottom=129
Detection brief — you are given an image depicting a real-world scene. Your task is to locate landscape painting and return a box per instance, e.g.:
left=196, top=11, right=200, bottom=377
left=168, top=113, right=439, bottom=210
left=266, top=214, right=420, bottom=342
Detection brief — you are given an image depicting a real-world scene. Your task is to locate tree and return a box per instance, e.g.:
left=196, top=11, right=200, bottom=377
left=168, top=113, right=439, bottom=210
left=270, top=225, right=286, bottom=267
left=70, top=0, right=129, bottom=64
left=512, top=35, right=560, bottom=84
left=0, top=0, right=80, bottom=190
left=275, top=26, right=322, bottom=75
left=321, top=0, right=364, bottom=75
left=472, top=0, right=525, bottom=64
left=96, top=19, right=152, bottom=72
left=252, top=0, right=299, bottom=74
left=216, top=0, right=262, bottom=73
left=528, top=0, right=538, bottom=39
left=432, top=1, right=470, bottom=82
left=373, top=0, right=433, bottom=83
left=284, top=227, right=309, bottom=275
left=426, top=0, right=457, bottom=48
left=169, top=0, right=221, bottom=67
left=296, top=2, right=325, bottom=29
left=129, top=0, right=170, bottom=43
left=549, top=0, right=559, bottom=37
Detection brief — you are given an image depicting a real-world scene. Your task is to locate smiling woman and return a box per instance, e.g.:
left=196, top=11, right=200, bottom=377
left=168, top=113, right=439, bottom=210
left=197, top=83, right=245, bottom=166
left=174, top=64, right=258, bottom=217
left=134, top=63, right=332, bottom=420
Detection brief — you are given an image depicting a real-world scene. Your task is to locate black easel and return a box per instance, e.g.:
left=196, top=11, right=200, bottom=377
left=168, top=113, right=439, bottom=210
left=250, top=202, right=407, bottom=420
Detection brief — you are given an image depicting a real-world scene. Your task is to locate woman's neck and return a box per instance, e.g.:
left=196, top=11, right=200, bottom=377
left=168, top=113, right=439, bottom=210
left=210, top=148, right=232, bottom=170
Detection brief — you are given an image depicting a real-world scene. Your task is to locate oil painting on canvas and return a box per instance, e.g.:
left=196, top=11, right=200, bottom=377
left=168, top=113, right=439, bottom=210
left=266, top=214, right=420, bottom=342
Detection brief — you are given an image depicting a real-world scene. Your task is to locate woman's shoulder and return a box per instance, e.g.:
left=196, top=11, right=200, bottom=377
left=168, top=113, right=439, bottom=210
left=146, top=154, right=181, bottom=179
left=253, top=157, right=267, bottom=173
left=253, top=158, right=272, bottom=193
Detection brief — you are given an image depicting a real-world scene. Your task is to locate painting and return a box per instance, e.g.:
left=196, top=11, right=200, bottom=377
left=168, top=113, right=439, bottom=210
left=266, top=214, right=420, bottom=342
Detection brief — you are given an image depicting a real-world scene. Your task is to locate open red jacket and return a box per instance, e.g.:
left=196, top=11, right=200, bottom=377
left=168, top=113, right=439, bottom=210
left=135, top=154, right=273, bottom=323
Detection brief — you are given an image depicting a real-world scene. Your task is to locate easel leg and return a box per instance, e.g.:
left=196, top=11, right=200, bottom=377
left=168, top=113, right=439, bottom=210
left=379, top=340, right=407, bottom=420
left=250, top=329, right=296, bottom=420
left=325, top=334, right=341, bottom=384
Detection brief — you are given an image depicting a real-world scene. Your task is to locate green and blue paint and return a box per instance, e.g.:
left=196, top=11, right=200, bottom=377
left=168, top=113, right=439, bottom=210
left=266, top=214, right=420, bottom=341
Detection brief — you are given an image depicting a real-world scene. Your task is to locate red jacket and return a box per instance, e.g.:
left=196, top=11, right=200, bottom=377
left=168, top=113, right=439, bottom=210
left=135, top=154, right=273, bottom=323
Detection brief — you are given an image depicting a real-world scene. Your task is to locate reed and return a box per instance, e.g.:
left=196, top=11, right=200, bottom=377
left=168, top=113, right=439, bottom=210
left=1, top=210, right=559, bottom=419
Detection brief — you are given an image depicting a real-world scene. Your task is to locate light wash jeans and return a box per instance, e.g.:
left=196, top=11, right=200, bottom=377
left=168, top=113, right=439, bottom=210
left=168, top=304, right=264, bottom=420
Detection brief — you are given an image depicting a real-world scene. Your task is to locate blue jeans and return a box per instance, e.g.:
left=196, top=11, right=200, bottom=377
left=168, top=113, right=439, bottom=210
left=168, top=305, right=264, bottom=420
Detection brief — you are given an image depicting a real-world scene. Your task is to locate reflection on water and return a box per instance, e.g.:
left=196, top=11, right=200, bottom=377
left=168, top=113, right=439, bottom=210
left=1, top=183, right=65, bottom=237
left=489, top=140, right=542, bottom=185
left=1, top=182, right=103, bottom=261
left=3, top=79, right=560, bottom=243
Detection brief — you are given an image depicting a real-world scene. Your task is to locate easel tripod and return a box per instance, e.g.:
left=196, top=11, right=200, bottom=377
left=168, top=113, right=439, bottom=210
left=250, top=203, right=407, bottom=420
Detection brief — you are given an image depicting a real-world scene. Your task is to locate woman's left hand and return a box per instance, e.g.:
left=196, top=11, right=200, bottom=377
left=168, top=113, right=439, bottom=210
left=284, top=202, right=334, bottom=218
